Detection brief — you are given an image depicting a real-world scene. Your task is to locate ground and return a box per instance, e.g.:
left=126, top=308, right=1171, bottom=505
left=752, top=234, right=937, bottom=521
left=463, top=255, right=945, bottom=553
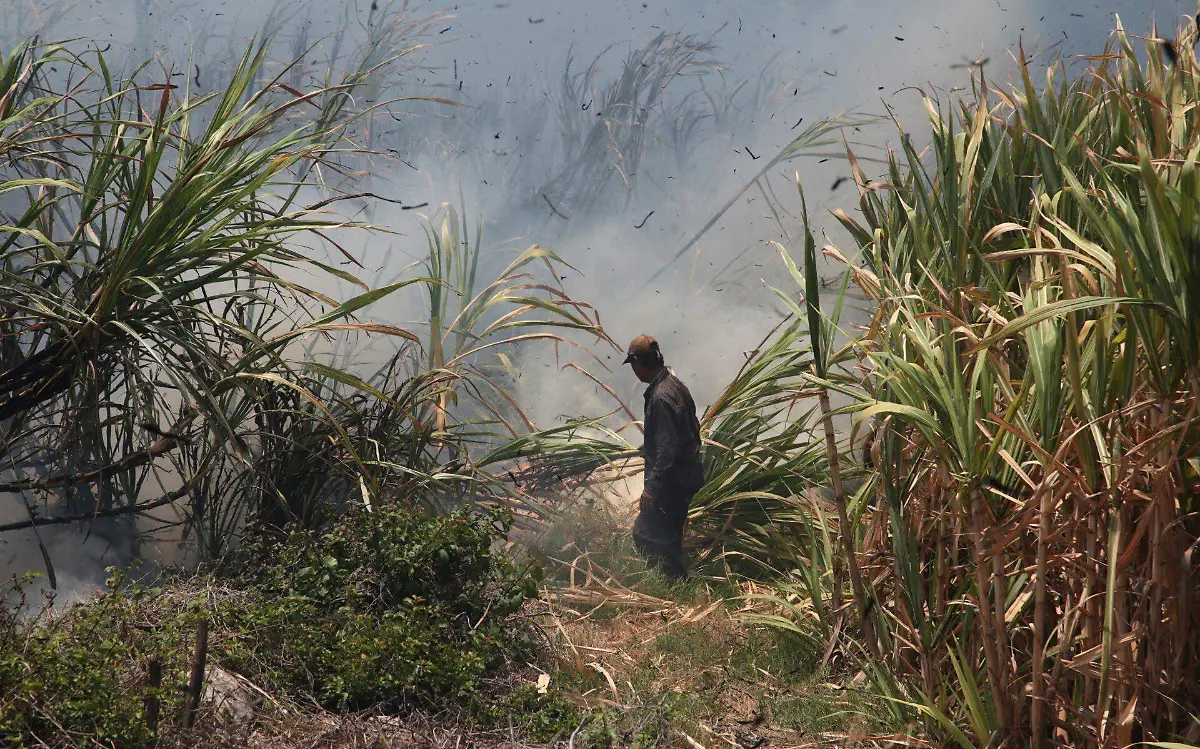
left=176, top=574, right=897, bottom=748
left=504, top=497, right=901, bottom=748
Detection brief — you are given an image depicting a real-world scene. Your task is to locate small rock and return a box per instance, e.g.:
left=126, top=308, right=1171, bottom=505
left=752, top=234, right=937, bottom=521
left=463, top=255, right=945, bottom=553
left=202, top=666, right=261, bottom=724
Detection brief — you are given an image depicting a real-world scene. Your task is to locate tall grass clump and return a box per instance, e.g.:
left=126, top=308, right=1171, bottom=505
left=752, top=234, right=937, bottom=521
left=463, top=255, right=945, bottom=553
left=816, top=16, right=1200, bottom=748
left=0, top=33, right=435, bottom=563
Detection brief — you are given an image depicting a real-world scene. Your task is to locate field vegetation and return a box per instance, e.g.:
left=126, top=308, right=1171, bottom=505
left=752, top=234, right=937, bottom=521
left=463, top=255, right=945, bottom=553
left=803, top=19, right=1200, bottom=746
left=529, top=15, right=1200, bottom=748
left=0, top=7, right=1198, bottom=749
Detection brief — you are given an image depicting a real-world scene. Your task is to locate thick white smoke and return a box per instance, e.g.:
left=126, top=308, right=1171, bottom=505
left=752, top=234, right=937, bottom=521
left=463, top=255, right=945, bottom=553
left=0, top=0, right=1188, bottom=595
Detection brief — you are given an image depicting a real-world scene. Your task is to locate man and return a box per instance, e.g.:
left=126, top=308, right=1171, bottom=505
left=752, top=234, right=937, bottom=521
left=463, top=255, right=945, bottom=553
left=624, top=335, right=704, bottom=579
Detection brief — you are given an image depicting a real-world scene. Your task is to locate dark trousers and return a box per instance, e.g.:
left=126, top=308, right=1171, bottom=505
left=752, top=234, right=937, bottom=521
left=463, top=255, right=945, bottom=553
left=632, top=483, right=694, bottom=579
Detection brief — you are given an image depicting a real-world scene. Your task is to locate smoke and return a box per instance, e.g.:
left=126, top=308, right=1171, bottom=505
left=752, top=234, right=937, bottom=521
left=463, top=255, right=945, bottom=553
left=0, top=0, right=1189, bottom=589
left=326, top=0, right=1191, bottom=414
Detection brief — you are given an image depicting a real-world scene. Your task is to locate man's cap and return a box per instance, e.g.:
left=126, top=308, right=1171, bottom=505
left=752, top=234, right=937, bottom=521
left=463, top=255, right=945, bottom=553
left=623, top=334, right=660, bottom=364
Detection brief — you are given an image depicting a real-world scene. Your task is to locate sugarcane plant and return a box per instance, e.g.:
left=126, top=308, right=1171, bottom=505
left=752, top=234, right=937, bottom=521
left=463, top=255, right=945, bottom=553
left=536, top=32, right=717, bottom=227
left=808, top=15, right=1200, bottom=747
left=0, top=26, right=622, bottom=567
left=0, top=34, right=430, bottom=555
left=770, top=178, right=884, bottom=661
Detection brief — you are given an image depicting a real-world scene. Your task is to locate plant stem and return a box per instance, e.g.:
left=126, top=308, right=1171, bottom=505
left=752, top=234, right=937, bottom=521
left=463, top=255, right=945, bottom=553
left=1032, top=479, right=1053, bottom=749
left=971, top=486, right=1009, bottom=737
left=819, top=389, right=882, bottom=662
left=184, top=618, right=209, bottom=730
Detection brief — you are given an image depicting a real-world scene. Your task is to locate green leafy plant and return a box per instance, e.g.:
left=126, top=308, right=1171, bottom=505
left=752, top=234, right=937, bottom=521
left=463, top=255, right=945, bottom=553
left=0, top=503, right=544, bottom=745
left=803, top=15, right=1200, bottom=748
left=0, top=573, right=198, bottom=748
left=223, top=502, right=540, bottom=710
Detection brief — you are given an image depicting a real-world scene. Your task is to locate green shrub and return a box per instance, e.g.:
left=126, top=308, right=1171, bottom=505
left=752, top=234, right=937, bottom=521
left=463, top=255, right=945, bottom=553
left=473, top=682, right=580, bottom=742
left=0, top=622, right=147, bottom=746
left=223, top=502, right=541, bottom=710
left=0, top=503, right=542, bottom=746
left=0, top=577, right=190, bottom=749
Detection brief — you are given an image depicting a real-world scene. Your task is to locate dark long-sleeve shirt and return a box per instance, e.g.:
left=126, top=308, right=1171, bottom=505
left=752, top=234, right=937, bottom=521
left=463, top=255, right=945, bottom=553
left=642, top=368, right=704, bottom=498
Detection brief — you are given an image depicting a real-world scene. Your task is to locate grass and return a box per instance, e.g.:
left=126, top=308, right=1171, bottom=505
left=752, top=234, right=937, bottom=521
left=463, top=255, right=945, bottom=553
left=535, top=577, right=898, bottom=747
left=0, top=493, right=892, bottom=748
left=514, top=499, right=902, bottom=747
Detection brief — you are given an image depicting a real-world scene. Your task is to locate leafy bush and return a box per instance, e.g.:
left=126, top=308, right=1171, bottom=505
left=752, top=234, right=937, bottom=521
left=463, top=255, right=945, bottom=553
left=0, top=577, right=194, bottom=748
left=0, top=610, right=147, bottom=746
left=223, top=502, right=541, bottom=710
left=0, top=503, right=541, bottom=746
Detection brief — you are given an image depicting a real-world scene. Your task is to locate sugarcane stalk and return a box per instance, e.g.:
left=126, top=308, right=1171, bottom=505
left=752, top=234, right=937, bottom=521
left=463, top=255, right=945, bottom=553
left=970, top=486, right=1010, bottom=737
left=820, top=389, right=882, bottom=662
left=1032, top=478, right=1053, bottom=748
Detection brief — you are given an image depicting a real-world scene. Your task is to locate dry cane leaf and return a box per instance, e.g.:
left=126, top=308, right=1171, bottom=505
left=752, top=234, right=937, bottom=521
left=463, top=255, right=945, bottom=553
left=680, top=731, right=708, bottom=749
left=588, top=661, right=620, bottom=702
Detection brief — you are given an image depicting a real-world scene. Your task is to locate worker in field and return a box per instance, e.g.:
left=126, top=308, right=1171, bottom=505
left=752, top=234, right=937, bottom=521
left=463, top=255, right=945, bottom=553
left=624, top=335, right=704, bottom=579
